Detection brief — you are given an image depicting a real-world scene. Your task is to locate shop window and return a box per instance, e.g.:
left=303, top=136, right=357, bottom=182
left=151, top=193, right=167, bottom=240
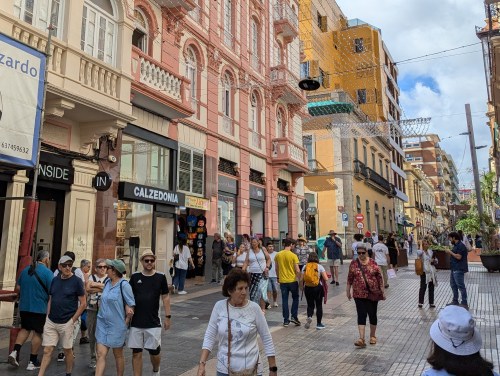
left=81, top=0, right=117, bottom=65
left=14, top=0, right=64, bottom=38
left=178, top=146, right=204, bottom=196
left=132, top=8, right=148, bottom=54
left=277, top=178, right=289, bottom=192
left=218, top=193, right=236, bottom=235
left=120, top=134, right=171, bottom=189
left=218, top=158, right=238, bottom=176
left=249, top=169, right=264, bottom=185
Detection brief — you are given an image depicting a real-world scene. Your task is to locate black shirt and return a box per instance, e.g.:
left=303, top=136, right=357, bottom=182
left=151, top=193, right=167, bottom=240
left=129, top=272, right=169, bottom=328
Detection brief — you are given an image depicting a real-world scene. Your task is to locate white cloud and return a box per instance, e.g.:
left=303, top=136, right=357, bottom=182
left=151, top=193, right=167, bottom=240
left=336, top=0, right=490, bottom=186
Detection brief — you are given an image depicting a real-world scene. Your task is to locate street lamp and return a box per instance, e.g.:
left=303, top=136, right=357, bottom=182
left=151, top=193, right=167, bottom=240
left=475, top=145, right=488, bottom=150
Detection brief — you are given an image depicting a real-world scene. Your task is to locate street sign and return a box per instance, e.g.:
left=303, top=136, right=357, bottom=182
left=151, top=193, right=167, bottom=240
left=341, top=212, right=348, bottom=222
left=92, top=171, right=112, bottom=192
left=342, top=221, right=348, bottom=227
left=300, top=199, right=310, bottom=210
left=300, top=211, right=308, bottom=221
left=337, top=206, right=344, bottom=212
left=356, top=222, right=364, bottom=229
left=355, top=214, right=364, bottom=222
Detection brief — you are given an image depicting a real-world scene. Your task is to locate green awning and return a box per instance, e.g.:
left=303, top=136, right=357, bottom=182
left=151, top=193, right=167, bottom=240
left=307, top=100, right=354, bottom=116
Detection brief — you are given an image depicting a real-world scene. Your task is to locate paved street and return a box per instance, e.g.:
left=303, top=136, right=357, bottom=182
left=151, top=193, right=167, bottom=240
left=1, top=261, right=499, bottom=376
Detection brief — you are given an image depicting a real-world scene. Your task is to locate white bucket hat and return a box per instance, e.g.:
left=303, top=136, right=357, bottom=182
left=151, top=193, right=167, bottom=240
left=429, top=306, right=482, bottom=356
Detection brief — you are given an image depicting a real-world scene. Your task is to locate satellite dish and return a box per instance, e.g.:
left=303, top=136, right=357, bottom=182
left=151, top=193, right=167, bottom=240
left=298, top=78, right=321, bottom=91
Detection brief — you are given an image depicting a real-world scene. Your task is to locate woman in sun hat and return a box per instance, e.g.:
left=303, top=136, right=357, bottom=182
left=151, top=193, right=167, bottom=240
left=422, top=305, right=499, bottom=376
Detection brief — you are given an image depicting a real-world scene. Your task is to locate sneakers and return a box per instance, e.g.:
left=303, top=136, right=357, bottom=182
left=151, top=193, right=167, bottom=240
left=335, top=282, right=340, bottom=286
left=330, top=280, right=335, bottom=285
left=8, top=350, right=19, bottom=367
left=304, top=317, right=312, bottom=329
left=316, top=323, right=325, bottom=330
left=178, top=290, right=187, bottom=295
left=446, top=301, right=459, bottom=306
left=210, top=279, right=216, bottom=283
left=265, top=302, right=270, bottom=310
left=283, top=321, right=290, bottom=327
left=89, top=360, right=96, bottom=369
left=290, top=317, right=301, bottom=326
left=273, top=302, right=278, bottom=307
left=418, top=304, right=423, bottom=308
left=79, top=336, right=89, bottom=344
left=153, top=367, right=160, bottom=376
left=57, top=352, right=65, bottom=362
left=26, top=360, right=41, bottom=371
left=430, top=304, right=436, bottom=308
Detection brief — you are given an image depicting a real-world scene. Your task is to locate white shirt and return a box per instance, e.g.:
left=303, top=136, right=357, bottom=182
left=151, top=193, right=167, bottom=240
left=268, top=252, right=277, bottom=278
left=301, top=263, right=325, bottom=278
left=247, top=249, right=266, bottom=274
left=235, top=252, right=247, bottom=268
left=202, top=299, right=275, bottom=374
left=174, top=245, right=191, bottom=270
left=373, top=242, right=389, bottom=266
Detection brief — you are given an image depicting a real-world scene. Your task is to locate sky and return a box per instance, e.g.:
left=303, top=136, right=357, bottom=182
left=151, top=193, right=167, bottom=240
left=336, top=0, right=490, bottom=188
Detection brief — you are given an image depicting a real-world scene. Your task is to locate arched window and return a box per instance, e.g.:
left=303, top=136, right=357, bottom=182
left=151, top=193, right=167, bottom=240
left=14, top=0, right=65, bottom=38
left=276, top=44, right=283, bottom=65
left=81, top=0, right=117, bottom=65
left=222, top=72, right=232, bottom=118
left=250, top=92, right=258, bottom=132
left=374, top=203, right=380, bottom=233
left=185, top=47, right=198, bottom=111
left=132, top=8, right=149, bottom=54
left=276, top=107, right=287, bottom=138
left=223, top=0, right=233, bottom=47
left=251, top=18, right=259, bottom=70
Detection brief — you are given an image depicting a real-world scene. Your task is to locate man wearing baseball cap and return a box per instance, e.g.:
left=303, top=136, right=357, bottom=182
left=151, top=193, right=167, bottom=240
left=323, top=230, right=342, bottom=285
left=38, top=255, right=86, bottom=376
left=128, top=250, right=171, bottom=376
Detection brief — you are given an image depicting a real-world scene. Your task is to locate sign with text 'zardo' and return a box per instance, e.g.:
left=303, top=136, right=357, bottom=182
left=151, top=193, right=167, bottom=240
left=0, top=33, right=46, bottom=168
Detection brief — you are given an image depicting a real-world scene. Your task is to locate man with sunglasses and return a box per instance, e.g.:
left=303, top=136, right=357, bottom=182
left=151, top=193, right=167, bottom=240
left=38, top=255, right=86, bottom=376
left=85, top=259, right=109, bottom=368
left=128, top=250, right=171, bottom=376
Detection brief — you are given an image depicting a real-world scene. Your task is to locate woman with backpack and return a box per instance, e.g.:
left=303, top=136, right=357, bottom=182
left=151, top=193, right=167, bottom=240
left=301, top=252, right=329, bottom=330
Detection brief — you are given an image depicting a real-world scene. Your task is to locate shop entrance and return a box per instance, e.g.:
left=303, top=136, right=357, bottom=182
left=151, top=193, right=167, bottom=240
left=154, top=214, right=175, bottom=276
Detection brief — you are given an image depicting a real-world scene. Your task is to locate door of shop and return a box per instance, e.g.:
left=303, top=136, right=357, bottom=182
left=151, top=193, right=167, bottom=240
left=154, top=213, right=175, bottom=276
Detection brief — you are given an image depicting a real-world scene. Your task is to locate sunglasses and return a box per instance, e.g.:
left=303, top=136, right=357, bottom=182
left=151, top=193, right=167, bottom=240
left=61, top=263, right=73, bottom=269
left=96, top=265, right=107, bottom=269
left=357, top=251, right=367, bottom=255
left=143, top=259, right=155, bottom=264
left=106, top=266, right=114, bottom=270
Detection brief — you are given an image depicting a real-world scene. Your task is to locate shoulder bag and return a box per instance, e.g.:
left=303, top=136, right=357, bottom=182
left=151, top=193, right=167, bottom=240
left=226, top=300, right=258, bottom=376
left=28, top=265, right=49, bottom=296
left=415, top=257, right=424, bottom=276
left=357, top=260, right=384, bottom=302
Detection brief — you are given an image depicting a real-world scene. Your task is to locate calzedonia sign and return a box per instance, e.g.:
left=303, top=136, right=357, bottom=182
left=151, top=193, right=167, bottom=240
left=119, top=182, right=185, bottom=206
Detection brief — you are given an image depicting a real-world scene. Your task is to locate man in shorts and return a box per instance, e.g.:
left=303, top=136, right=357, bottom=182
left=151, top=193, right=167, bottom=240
left=128, top=250, right=171, bottom=376
left=323, top=230, right=342, bottom=285
left=266, top=242, right=279, bottom=308
left=8, top=250, right=53, bottom=370
left=38, top=255, right=86, bottom=376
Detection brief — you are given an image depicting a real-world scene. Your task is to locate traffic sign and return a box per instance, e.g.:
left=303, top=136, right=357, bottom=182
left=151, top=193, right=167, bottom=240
left=300, top=211, right=308, bottom=221
left=356, top=222, right=364, bottom=229
left=342, top=221, right=348, bottom=227
left=300, top=199, right=310, bottom=210
left=355, top=214, right=364, bottom=222
left=341, top=212, right=348, bottom=222
left=337, top=206, right=344, bottom=212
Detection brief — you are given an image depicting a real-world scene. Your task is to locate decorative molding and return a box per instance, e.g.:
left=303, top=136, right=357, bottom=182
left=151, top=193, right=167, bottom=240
left=207, top=45, right=222, bottom=72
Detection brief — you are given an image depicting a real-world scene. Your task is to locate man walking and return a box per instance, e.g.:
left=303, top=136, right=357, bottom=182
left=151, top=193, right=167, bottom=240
left=408, top=232, right=414, bottom=255
left=211, top=233, right=225, bottom=283
left=8, top=251, right=53, bottom=370
left=323, top=230, right=342, bottom=285
left=372, top=235, right=390, bottom=288
left=275, top=239, right=301, bottom=327
left=446, top=232, right=469, bottom=309
left=85, top=258, right=108, bottom=368
left=38, top=255, right=86, bottom=376
left=128, top=250, right=171, bottom=376
left=266, top=242, right=279, bottom=308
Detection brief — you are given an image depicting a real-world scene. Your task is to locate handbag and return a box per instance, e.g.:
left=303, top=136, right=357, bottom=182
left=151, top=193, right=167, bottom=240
left=357, top=259, right=384, bottom=302
left=415, top=258, right=424, bottom=276
left=227, top=300, right=258, bottom=376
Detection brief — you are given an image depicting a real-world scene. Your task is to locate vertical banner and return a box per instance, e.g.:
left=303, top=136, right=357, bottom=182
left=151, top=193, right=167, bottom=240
left=0, top=33, right=46, bottom=168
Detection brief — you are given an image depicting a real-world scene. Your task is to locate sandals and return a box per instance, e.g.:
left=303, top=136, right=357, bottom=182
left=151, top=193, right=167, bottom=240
left=370, top=336, right=377, bottom=345
left=354, top=338, right=366, bottom=347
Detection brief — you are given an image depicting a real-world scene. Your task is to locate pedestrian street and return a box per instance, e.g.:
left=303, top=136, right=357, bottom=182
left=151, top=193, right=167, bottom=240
left=1, top=261, right=499, bottom=376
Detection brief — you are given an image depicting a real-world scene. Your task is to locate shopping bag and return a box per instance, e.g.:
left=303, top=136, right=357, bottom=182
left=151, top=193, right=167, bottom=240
left=387, top=268, right=397, bottom=279
left=259, top=278, right=269, bottom=303
left=415, top=258, right=424, bottom=275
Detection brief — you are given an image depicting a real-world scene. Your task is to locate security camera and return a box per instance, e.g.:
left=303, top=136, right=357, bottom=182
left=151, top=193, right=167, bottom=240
left=108, top=155, right=117, bottom=163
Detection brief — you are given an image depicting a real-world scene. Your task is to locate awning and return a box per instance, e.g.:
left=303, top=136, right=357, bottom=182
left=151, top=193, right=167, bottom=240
left=403, top=220, right=415, bottom=227
left=307, top=100, right=354, bottom=116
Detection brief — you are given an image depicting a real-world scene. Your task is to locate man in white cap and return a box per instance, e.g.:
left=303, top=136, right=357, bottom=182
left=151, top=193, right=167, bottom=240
left=38, top=255, right=86, bottom=376
left=128, top=249, right=171, bottom=376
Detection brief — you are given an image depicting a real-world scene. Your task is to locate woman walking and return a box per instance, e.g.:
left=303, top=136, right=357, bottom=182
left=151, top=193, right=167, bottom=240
left=386, top=232, right=400, bottom=270
left=243, top=238, right=271, bottom=312
left=416, top=239, right=438, bottom=308
left=232, top=243, right=247, bottom=269
left=95, top=259, right=135, bottom=376
left=222, top=234, right=236, bottom=279
left=197, top=269, right=277, bottom=376
left=172, top=238, right=195, bottom=295
left=301, top=253, right=329, bottom=330
left=346, top=243, right=385, bottom=347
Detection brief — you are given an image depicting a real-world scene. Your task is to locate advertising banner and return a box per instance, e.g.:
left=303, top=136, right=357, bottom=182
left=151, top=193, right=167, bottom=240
left=0, top=33, right=46, bottom=168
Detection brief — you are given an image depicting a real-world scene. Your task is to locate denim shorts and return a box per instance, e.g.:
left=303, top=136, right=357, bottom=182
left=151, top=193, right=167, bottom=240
left=267, top=277, right=278, bottom=292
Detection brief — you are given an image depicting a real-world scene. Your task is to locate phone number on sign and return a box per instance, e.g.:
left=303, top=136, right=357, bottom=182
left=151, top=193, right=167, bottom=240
left=1, top=142, right=30, bottom=154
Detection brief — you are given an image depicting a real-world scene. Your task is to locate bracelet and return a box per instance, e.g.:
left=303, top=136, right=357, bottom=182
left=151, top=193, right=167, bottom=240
left=165, top=315, right=172, bottom=319
left=199, top=360, right=206, bottom=365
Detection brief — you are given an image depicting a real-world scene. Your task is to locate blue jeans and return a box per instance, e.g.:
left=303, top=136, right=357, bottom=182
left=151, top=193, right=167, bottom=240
left=280, top=281, right=299, bottom=322
left=173, top=267, right=187, bottom=291
left=450, top=270, right=467, bottom=305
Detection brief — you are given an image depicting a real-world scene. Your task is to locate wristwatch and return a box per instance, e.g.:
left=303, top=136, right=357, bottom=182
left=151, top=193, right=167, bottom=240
left=165, top=315, right=172, bottom=319
left=269, top=366, right=278, bottom=372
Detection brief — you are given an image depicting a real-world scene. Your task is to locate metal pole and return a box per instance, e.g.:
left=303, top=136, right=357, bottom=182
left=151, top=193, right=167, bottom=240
left=465, top=104, right=486, bottom=232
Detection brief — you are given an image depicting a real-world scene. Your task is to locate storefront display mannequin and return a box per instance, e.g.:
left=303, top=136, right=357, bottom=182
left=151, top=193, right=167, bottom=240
left=129, top=228, right=140, bottom=274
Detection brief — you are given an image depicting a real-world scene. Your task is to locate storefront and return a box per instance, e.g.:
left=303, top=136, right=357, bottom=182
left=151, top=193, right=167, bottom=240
left=249, top=184, right=265, bottom=238
left=278, top=193, right=289, bottom=241
left=217, top=175, right=238, bottom=236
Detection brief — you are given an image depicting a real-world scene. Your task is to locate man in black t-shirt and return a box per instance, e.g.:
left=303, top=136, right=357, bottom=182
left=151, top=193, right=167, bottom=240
left=127, top=250, right=170, bottom=376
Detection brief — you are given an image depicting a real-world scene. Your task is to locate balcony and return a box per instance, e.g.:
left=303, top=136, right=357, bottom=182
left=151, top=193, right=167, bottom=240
left=273, top=2, right=299, bottom=42
left=365, top=166, right=393, bottom=196
left=131, top=47, right=194, bottom=119
left=271, top=138, right=309, bottom=173
left=353, top=160, right=369, bottom=180
left=156, top=0, right=196, bottom=12
left=270, top=65, right=306, bottom=105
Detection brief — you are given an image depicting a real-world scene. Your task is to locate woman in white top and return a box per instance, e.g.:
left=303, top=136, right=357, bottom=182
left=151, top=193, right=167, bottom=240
left=301, top=252, right=329, bottom=330
left=232, top=244, right=247, bottom=269
left=197, top=269, right=277, bottom=376
left=243, top=238, right=271, bottom=312
left=172, top=239, right=195, bottom=294
left=416, top=239, right=438, bottom=308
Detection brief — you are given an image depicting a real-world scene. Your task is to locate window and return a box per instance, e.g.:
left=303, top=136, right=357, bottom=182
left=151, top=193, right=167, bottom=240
left=357, top=89, right=367, bottom=104
left=374, top=203, right=380, bottom=233
left=386, top=165, right=389, bottom=180
left=277, top=107, right=287, bottom=138
left=300, top=61, right=310, bottom=79
left=132, top=8, right=148, bottom=53
left=363, top=145, right=367, bottom=165
left=276, top=43, right=283, bottom=65
left=251, top=18, right=259, bottom=70
left=354, top=38, right=364, bottom=53
left=250, top=92, right=258, bottom=132
left=189, top=0, right=201, bottom=21
left=178, top=146, right=204, bottom=195
left=14, top=0, right=64, bottom=38
left=382, top=207, right=387, bottom=230
left=366, top=200, right=371, bottom=231
left=356, top=195, right=361, bottom=214
left=223, top=0, right=233, bottom=47
left=389, top=209, right=393, bottom=231
left=353, top=139, right=358, bottom=160
left=222, top=73, right=232, bottom=117
left=371, top=152, right=375, bottom=170
left=185, top=47, right=198, bottom=111
left=81, top=0, right=117, bottom=65
left=316, top=12, right=327, bottom=32
left=379, top=159, right=383, bottom=176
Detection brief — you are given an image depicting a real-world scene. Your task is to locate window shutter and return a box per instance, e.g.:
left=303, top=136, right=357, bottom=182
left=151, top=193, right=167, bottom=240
left=178, top=148, right=192, bottom=192
left=192, top=152, right=204, bottom=195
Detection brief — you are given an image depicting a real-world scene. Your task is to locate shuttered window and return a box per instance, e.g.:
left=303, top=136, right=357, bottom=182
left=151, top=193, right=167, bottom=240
left=178, top=146, right=204, bottom=196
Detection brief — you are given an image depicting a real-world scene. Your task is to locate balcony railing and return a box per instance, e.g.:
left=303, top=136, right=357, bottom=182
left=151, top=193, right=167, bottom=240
left=366, top=166, right=392, bottom=193
left=250, top=130, right=262, bottom=149
left=222, top=115, right=234, bottom=136
left=156, top=0, right=196, bottom=11
left=273, top=2, right=299, bottom=40
left=353, top=160, right=369, bottom=179
left=270, top=65, right=305, bottom=104
left=138, top=55, right=181, bottom=100
left=272, top=137, right=308, bottom=172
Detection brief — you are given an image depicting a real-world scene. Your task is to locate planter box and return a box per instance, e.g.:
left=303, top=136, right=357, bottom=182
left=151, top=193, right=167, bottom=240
left=480, top=254, right=500, bottom=272
left=434, top=250, right=450, bottom=270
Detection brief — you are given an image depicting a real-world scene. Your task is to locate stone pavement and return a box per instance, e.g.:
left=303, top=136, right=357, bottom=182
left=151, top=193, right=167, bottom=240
left=1, top=260, right=499, bottom=376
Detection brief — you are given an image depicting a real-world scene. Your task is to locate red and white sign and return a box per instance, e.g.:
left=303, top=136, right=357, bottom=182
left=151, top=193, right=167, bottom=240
left=355, top=214, right=364, bottom=222
left=356, top=222, right=364, bottom=229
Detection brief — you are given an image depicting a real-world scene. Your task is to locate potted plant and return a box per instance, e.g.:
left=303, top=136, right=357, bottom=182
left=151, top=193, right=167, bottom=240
left=479, top=249, right=500, bottom=272
left=431, top=244, right=451, bottom=270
